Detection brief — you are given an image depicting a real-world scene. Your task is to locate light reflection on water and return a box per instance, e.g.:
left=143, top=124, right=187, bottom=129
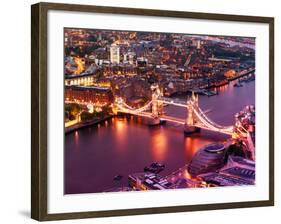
left=65, top=81, right=255, bottom=194
left=150, top=127, right=168, bottom=162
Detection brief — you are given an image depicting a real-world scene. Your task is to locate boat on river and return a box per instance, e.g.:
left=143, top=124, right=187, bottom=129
left=144, top=162, right=165, bottom=173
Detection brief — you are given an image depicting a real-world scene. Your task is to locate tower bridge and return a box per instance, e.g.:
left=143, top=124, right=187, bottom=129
left=113, top=84, right=255, bottom=159
left=114, top=84, right=237, bottom=136
left=66, top=83, right=255, bottom=159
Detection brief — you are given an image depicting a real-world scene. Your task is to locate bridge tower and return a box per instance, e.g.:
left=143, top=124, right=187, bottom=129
left=151, top=84, right=162, bottom=117
left=151, top=94, right=158, bottom=117
left=184, top=92, right=200, bottom=135
left=186, top=99, right=194, bottom=125
left=186, top=92, right=199, bottom=125
left=148, top=84, right=162, bottom=125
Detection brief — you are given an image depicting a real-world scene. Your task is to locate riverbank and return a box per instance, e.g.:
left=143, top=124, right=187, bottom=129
left=65, top=115, right=113, bottom=134
left=227, top=70, right=255, bottom=81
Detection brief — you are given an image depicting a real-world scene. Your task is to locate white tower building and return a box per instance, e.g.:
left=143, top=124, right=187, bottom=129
left=110, top=44, right=120, bottom=64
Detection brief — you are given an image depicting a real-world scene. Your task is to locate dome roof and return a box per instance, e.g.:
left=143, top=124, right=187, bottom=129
left=204, top=143, right=225, bottom=153
left=188, top=143, right=226, bottom=177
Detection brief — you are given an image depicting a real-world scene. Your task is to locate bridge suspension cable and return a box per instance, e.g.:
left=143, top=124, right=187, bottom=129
left=192, top=106, right=233, bottom=134
left=195, top=105, right=233, bottom=131
left=116, top=100, right=153, bottom=114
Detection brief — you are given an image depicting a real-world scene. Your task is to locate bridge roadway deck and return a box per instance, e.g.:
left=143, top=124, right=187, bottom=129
left=137, top=113, right=233, bottom=136
left=160, top=115, right=185, bottom=124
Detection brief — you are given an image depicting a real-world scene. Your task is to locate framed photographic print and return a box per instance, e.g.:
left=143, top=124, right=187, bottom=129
left=31, top=2, right=274, bottom=221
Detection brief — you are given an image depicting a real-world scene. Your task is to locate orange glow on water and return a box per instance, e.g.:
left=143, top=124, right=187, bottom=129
left=184, top=137, right=199, bottom=157
left=74, top=131, right=79, bottom=146
left=184, top=137, right=214, bottom=163
left=114, top=118, right=127, bottom=150
left=150, top=129, right=168, bottom=162
left=215, top=83, right=230, bottom=93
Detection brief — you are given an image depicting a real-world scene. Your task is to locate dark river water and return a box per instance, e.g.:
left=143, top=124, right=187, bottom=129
left=64, top=80, right=255, bottom=194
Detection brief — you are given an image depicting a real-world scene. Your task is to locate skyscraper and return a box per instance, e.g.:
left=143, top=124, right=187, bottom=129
left=110, top=44, right=120, bottom=64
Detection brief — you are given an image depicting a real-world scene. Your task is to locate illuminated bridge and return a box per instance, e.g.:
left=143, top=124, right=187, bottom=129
left=114, top=84, right=253, bottom=141
left=66, top=83, right=255, bottom=159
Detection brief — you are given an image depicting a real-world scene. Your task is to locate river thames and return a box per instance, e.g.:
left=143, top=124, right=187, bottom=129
left=65, top=80, right=255, bottom=194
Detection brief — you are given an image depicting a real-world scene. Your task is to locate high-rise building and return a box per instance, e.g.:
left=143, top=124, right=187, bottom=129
left=110, top=44, right=120, bottom=64
left=196, top=40, right=201, bottom=49
left=98, top=33, right=102, bottom=41
left=123, top=53, right=128, bottom=62
left=128, top=52, right=135, bottom=65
